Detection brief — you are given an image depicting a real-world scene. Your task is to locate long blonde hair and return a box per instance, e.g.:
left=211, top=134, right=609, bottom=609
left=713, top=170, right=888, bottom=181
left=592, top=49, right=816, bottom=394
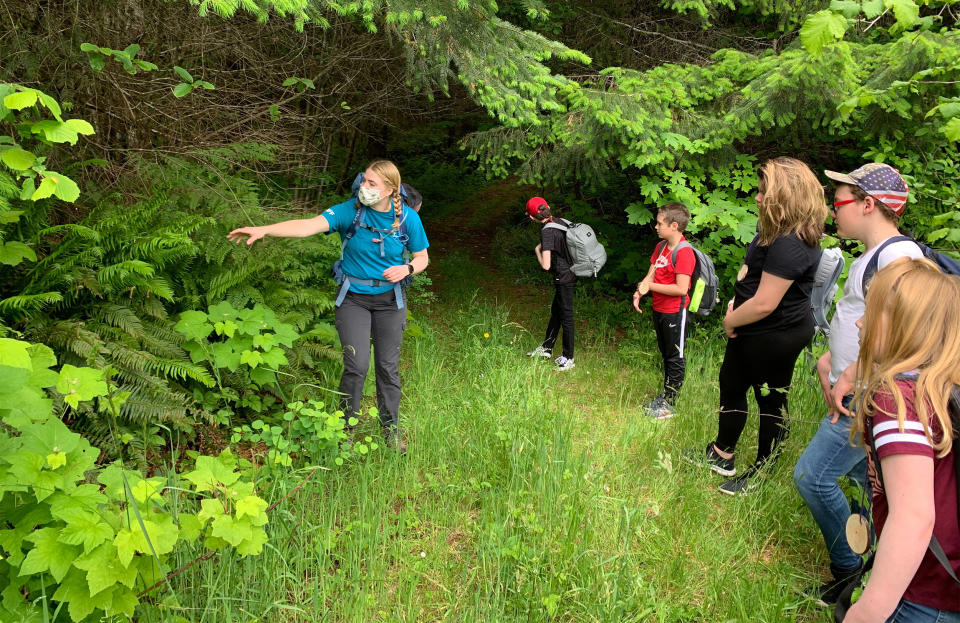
left=854, top=257, right=960, bottom=456
left=756, top=157, right=827, bottom=246
left=365, top=159, right=404, bottom=229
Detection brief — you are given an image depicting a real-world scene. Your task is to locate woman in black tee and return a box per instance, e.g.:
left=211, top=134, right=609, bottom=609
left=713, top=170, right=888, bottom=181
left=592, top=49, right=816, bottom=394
left=690, top=157, right=827, bottom=495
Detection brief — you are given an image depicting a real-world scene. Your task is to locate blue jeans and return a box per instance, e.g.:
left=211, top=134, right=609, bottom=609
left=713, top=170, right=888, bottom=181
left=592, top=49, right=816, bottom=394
left=794, top=397, right=869, bottom=572
left=886, top=600, right=960, bottom=622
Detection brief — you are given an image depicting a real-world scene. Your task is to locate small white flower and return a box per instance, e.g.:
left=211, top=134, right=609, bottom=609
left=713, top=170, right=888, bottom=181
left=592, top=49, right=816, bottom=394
left=420, top=551, right=426, bottom=558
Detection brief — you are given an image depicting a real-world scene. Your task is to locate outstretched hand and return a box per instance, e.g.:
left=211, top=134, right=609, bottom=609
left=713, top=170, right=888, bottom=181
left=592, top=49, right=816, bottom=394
left=383, top=265, right=411, bottom=283
left=227, top=227, right=265, bottom=246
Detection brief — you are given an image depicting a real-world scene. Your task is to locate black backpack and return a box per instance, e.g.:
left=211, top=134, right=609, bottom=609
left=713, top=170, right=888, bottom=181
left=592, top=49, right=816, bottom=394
left=862, top=234, right=960, bottom=291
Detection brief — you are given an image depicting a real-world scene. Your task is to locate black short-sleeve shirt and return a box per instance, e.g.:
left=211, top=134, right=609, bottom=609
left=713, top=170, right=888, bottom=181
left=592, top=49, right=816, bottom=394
left=541, top=220, right=576, bottom=285
left=733, top=232, right=821, bottom=335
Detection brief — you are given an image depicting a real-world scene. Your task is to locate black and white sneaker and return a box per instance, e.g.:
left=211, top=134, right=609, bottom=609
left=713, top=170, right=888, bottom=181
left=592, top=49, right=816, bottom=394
left=682, top=442, right=736, bottom=477
left=527, top=345, right=552, bottom=358
left=644, top=397, right=675, bottom=420
left=554, top=355, right=575, bottom=371
left=718, top=473, right=756, bottom=496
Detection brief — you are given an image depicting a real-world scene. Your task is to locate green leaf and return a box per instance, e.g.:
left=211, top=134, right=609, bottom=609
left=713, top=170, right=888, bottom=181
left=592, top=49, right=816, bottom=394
left=79, top=42, right=99, bottom=52
left=31, top=177, right=57, bottom=200
left=58, top=510, right=114, bottom=553
left=74, top=542, right=139, bottom=595
left=1, top=147, right=35, bottom=171
left=30, top=120, right=80, bottom=144
left=123, top=43, right=141, bottom=57
left=174, top=310, right=214, bottom=340
left=240, top=349, right=263, bottom=368
left=89, top=53, right=106, bottom=72
left=862, top=0, right=884, bottom=18
left=0, top=338, right=33, bottom=393
left=135, top=59, right=159, bottom=71
left=56, top=364, right=108, bottom=409
left=173, top=65, right=194, bottom=83
left=235, top=495, right=268, bottom=521
left=19, top=176, right=35, bottom=200
left=20, top=527, right=78, bottom=582
left=829, top=0, right=861, bottom=18
left=0, top=209, right=23, bottom=224
left=183, top=455, right=241, bottom=492
left=885, top=0, right=918, bottom=29
left=172, top=83, right=193, bottom=98
left=282, top=77, right=299, bottom=86
left=46, top=451, right=66, bottom=469
left=0, top=241, right=37, bottom=266
left=943, top=117, right=960, bottom=142
left=208, top=300, right=238, bottom=322
left=52, top=174, right=80, bottom=202
left=3, top=90, right=38, bottom=110
left=939, top=102, right=960, bottom=119
left=800, top=10, right=848, bottom=55
left=64, top=119, right=95, bottom=136
left=52, top=567, right=114, bottom=621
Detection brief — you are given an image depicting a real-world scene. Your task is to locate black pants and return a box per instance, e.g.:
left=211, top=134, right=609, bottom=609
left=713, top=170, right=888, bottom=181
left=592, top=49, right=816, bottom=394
left=541, top=283, right=574, bottom=359
left=715, top=319, right=813, bottom=469
left=653, top=309, right=687, bottom=403
left=334, top=290, right=406, bottom=430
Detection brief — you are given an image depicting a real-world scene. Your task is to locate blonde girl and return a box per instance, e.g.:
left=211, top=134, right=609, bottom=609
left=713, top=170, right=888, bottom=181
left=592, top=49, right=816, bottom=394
left=842, top=257, right=960, bottom=622
left=687, top=157, right=828, bottom=494
left=228, top=160, right=429, bottom=453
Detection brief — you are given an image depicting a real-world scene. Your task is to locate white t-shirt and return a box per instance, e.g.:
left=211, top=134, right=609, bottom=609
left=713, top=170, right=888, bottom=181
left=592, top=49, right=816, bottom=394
left=828, top=239, right=924, bottom=383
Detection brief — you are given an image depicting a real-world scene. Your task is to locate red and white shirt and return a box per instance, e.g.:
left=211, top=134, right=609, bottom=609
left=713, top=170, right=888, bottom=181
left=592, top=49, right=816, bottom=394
left=650, top=238, right=695, bottom=314
left=866, top=379, right=960, bottom=612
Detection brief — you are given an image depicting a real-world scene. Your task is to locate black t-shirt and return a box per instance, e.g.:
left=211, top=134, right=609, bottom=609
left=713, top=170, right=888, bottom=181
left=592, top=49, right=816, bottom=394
left=733, top=232, right=821, bottom=335
left=541, top=220, right=576, bottom=285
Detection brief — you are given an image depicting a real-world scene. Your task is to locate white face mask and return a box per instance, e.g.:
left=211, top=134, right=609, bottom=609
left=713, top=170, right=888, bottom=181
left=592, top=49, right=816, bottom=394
left=357, top=186, right=381, bottom=206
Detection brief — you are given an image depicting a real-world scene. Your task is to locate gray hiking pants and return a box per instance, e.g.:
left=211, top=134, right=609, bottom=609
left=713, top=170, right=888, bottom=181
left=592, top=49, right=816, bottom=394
left=334, top=289, right=406, bottom=430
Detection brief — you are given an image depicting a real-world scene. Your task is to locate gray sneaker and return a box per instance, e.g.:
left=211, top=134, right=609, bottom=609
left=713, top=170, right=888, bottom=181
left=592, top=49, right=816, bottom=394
left=527, top=345, right=552, bottom=358
left=554, top=355, right=575, bottom=371
left=644, top=397, right=675, bottom=420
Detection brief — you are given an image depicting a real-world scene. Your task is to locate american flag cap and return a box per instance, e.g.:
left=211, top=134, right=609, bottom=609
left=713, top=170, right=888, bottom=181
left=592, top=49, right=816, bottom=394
left=824, top=163, right=909, bottom=214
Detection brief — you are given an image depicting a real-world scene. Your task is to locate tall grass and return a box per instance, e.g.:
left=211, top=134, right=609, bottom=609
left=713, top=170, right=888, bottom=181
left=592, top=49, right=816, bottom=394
left=137, top=250, right=840, bottom=623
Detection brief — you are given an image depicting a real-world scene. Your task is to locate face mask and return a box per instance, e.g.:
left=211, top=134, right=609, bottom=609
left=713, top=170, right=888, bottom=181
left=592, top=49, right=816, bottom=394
left=357, top=186, right=381, bottom=206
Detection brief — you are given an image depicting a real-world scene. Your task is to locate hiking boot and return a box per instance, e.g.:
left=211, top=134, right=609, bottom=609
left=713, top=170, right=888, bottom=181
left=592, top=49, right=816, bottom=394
left=527, top=345, right=552, bottom=358
left=810, top=564, right=863, bottom=607
left=384, top=427, right=407, bottom=455
left=644, top=397, right=676, bottom=420
left=554, top=355, right=576, bottom=371
left=682, top=442, right=736, bottom=477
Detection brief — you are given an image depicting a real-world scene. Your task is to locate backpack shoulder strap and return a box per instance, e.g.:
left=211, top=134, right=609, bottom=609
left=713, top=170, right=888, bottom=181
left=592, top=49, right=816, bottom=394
left=672, top=241, right=693, bottom=267
left=340, top=205, right=365, bottom=257
left=862, top=235, right=915, bottom=291
left=543, top=221, right=568, bottom=232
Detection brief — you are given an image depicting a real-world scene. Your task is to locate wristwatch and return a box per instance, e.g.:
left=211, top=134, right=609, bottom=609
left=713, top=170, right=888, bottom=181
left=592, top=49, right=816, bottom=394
left=406, top=263, right=414, bottom=275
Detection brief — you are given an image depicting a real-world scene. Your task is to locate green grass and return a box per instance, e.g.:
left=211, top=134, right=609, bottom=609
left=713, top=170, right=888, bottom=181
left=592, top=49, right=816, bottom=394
left=137, top=242, right=841, bottom=623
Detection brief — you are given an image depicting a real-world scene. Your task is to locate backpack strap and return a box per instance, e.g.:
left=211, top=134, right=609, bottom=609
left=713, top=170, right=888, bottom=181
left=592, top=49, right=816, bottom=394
left=672, top=241, right=695, bottom=309
left=861, top=235, right=917, bottom=292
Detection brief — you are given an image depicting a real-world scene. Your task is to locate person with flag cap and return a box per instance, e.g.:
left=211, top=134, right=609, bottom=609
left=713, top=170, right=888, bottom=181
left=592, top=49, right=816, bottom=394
left=524, top=196, right=577, bottom=371
left=794, top=162, right=923, bottom=607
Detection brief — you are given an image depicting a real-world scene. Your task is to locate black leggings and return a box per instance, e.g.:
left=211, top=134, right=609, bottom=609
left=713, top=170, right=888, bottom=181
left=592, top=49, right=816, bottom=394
left=715, top=320, right=813, bottom=468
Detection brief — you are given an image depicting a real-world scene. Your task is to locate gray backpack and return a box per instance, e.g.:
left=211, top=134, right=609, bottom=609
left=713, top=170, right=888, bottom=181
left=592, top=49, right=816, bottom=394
left=654, top=240, right=719, bottom=316
left=810, top=247, right=844, bottom=336
left=544, top=219, right=607, bottom=277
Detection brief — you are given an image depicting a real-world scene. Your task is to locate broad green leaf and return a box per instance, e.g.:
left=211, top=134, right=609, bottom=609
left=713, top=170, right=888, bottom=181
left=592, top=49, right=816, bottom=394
left=235, top=526, right=268, bottom=556
left=79, top=42, right=99, bottom=52
left=862, top=0, right=884, bottom=17
left=208, top=300, right=238, bottom=321
left=198, top=497, right=226, bottom=523
left=30, top=120, right=80, bottom=144
left=173, top=65, right=193, bottom=83
left=89, top=53, right=106, bottom=72
left=235, top=495, right=268, bottom=521
left=64, top=119, right=95, bottom=136
left=179, top=514, right=203, bottom=542
left=885, top=0, right=918, bottom=29
left=19, top=177, right=35, bottom=200
left=211, top=514, right=253, bottom=546
left=940, top=102, right=960, bottom=119
left=135, top=59, right=159, bottom=71
left=829, top=0, right=861, bottom=18
left=57, top=510, right=114, bottom=553
left=20, top=527, right=78, bottom=582
left=56, top=364, right=108, bottom=408
left=261, top=348, right=288, bottom=369
left=240, top=349, right=263, bottom=368
left=0, top=210, right=24, bottom=224
left=173, top=83, right=193, bottom=98
left=74, top=542, right=139, bottom=595
left=210, top=341, right=241, bottom=371
left=282, top=76, right=299, bottom=86
left=214, top=320, right=237, bottom=337
left=183, top=455, right=241, bottom=492
left=52, top=567, right=114, bottom=621
left=123, top=43, right=141, bottom=56
left=36, top=92, right=62, bottom=119
left=52, top=174, right=80, bottom=202
left=249, top=366, right=276, bottom=387
left=0, top=241, right=36, bottom=266
left=944, top=117, right=960, bottom=142
left=197, top=81, right=215, bottom=90
left=3, top=90, right=38, bottom=110
left=31, top=177, right=58, bottom=200
left=46, top=451, right=66, bottom=469
left=1, top=147, right=35, bottom=171
left=0, top=338, right=33, bottom=392
left=800, top=10, right=848, bottom=55
left=174, top=310, right=213, bottom=340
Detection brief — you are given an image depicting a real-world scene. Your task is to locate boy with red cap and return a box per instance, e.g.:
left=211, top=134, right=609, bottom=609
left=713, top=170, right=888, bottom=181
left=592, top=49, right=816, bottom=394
left=794, top=162, right=923, bottom=606
left=525, top=197, right=577, bottom=371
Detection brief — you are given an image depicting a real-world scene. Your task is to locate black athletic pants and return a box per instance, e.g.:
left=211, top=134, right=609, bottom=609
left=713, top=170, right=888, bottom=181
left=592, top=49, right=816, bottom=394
left=714, top=318, right=814, bottom=469
left=653, top=309, right=687, bottom=403
left=542, top=283, right=574, bottom=360
left=334, top=290, right=406, bottom=430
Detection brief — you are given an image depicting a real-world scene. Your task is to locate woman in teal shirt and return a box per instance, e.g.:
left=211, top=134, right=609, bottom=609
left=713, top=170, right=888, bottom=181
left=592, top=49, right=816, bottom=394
left=228, top=160, right=429, bottom=453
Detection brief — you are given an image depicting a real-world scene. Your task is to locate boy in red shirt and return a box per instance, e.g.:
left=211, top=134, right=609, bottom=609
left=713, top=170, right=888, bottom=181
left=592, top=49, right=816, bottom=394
left=633, top=202, right=696, bottom=419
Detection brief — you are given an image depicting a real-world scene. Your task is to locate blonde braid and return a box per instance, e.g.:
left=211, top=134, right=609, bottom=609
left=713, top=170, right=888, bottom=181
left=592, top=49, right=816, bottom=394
left=392, top=186, right=403, bottom=229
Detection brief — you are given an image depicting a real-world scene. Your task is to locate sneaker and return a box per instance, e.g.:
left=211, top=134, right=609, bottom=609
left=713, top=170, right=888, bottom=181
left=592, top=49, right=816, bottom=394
left=384, top=427, right=407, bottom=455
left=682, top=442, right=736, bottom=477
left=718, top=473, right=756, bottom=496
left=527, top=345, right=552, bottom=358
left=642, top=394, right=666, bottom=411
left=644, top=397, right=676, bottom=420
left=809, top=565, right=863, bottom=607
left=554, top=355, right=575, bottom=371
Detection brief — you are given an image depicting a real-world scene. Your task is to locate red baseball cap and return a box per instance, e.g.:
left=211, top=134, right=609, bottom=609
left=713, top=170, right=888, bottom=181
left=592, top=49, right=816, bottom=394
left=525, top=196, right=549, bottom=217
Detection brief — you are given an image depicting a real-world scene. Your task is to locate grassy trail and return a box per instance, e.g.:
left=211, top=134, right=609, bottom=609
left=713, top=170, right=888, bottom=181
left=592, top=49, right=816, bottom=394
left=148, top=184, right=838, bottom=622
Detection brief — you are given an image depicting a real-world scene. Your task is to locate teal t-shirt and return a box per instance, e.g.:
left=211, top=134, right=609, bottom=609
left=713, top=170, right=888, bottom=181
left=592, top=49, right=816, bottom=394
left=323, top=199, right=429, bottom=295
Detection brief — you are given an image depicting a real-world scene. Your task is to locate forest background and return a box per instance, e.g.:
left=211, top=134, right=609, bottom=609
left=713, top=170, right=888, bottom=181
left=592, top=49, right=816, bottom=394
left=1, top=0, right=959, bottom=621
